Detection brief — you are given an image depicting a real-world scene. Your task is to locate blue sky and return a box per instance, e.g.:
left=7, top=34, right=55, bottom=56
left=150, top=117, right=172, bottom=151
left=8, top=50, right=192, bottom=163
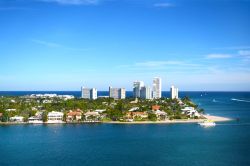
left=0, top=0, right=250, bottom=91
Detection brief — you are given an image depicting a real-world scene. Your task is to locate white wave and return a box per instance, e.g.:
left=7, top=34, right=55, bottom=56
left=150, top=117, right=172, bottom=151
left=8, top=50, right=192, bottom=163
left=212, top=99, right=218, bottom=102
left=231, top=98, right=250, bottom=103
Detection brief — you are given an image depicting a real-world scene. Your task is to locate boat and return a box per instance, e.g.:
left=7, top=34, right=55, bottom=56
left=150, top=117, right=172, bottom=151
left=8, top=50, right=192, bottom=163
left=199, top=119, right=216, bottom=127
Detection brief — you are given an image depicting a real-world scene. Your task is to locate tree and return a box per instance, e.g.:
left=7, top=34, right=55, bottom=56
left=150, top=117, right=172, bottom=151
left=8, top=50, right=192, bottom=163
left=148, top=113, right=157, bottom=121
left=42, top=112, right=48, bottom=122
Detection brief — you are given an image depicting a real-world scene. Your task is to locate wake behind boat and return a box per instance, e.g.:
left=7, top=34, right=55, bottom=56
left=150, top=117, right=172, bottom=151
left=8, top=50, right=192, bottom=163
left=199, top=119, right=216, bottom=127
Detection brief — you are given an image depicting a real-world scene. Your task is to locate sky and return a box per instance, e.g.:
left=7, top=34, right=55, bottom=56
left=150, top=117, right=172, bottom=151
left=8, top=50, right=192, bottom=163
left=0, top=0, right=250, bottom=91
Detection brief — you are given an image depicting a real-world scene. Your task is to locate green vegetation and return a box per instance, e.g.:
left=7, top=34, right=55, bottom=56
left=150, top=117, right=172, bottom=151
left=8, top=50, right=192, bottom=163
left=0, top=95, right=205, bottom=123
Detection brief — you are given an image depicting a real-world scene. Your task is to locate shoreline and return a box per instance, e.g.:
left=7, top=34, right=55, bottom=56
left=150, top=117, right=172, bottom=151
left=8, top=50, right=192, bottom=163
left=0, top=115, right=233, bottom=125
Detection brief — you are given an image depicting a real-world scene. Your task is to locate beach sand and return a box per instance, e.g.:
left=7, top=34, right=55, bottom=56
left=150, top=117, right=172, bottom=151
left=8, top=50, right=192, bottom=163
left=105, top=115, right=232, bottom=124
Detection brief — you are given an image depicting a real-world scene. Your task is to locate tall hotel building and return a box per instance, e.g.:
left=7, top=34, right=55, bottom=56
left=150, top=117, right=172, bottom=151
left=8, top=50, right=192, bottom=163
left=109, top=86, right=126, bottom=99
left=170, top=85, right=178, bottom=99
left=133, top=81, right=144, bottom=98
left=81, top=87, right=97, bottom=100
left=152, top=77, right=162, bottom=99
left=140, top=86, right=152, bottom=99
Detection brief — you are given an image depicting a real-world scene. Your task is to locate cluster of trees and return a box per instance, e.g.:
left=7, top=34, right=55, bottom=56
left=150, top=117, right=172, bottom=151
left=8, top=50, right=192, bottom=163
left=0, top=95, right=204, bottom=122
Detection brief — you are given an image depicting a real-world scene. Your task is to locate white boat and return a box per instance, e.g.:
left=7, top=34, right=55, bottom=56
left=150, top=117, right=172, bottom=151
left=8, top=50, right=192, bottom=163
left=199, top=120, right=216, bottom=127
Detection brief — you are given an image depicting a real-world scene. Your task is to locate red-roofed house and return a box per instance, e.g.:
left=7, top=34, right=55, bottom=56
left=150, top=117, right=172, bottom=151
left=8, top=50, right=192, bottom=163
left=67, top=109, right=82, bottom=122
left=152, top=105, right=160, bottom=111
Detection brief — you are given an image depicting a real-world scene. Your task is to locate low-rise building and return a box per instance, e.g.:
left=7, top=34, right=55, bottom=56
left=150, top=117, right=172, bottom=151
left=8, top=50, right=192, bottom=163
left=126, top=112, right=148, bottom=120
left=94, top=109, right=106, bottom=113
left=154, top=110, right=167, bottom=120
left=6, top=109, right=16, bottom=112
left=128, top=107, right=139, bottom=112
left=67, top=109, right=82, bottom=122
left=28, top=116, right=43, bottom=124
left=84, top=111, right=100, bottom=121
left=47, top=111, right=64, bottom=123
left=181, top=107, right=200, bottom=118
left=152, top=105, right=160, bottom=111
left=0, top=113, right=3, bottom=121
left=10, top=116, right=24, bottom=122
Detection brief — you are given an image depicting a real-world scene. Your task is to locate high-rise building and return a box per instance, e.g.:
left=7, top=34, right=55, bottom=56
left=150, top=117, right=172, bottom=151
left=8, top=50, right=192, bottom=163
left=152, top=77, right=162, bottom=99
left=133, top=81, right=144, bottom=98
left=170, top=85, right=178, bottom=99
left=109, top=86, right=126, bottom=99
left=81, top=87, right=97, bottom=100
left=140, top=86, right=152, bottom=99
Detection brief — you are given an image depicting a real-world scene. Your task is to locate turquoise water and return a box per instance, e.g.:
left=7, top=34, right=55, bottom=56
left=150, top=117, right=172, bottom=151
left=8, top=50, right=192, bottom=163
left=0, top=92, right=250, bottom=166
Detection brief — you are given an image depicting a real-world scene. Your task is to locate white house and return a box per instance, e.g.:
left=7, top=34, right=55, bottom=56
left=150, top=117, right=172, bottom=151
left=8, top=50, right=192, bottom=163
left=10, top=116, right=24, bottom=122
left=154, top=110, right=167, bottom=120
left=84, top=111, right=100, bottom=121
left=47, top=111, right=64, bottom=123
left=94, top=109, right=106, bottom=113
left=181, top=107, right=201, bottom=118
left=6, top=109, right=16, bottom=112
left=28, top=116, right=43, bottom=124
left=128, top=107, right=139, bottom=112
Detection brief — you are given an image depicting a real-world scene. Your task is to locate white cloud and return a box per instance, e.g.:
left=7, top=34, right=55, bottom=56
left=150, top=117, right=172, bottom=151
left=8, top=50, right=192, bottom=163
left=213, top=46, right=250, bottom=50
left=31, top=39, right=89, bottom=51
left=38, top=0, right=99, bottom=5
left=135, top=60, right=183, bottom=67
left=153, top=3, right=175, bottom=8
left=206, top=54, right=232, bottom=59
left=31, top=39, right=61, bottom=48
left=238, top=50, right=250, bottom=57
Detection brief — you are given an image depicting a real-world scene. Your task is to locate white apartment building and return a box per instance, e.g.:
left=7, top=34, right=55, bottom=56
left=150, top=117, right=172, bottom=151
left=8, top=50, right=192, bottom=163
left=81, top=87, right=97, bottom=100
left=170, top=85, right=179, bottom=99
left=133, top=81, right=144, bottom=98
left=140, top=86, right=152, bottom=99
left=109, top=86, right=126, bottom=99
left=152, top=77, right=162, bottom=99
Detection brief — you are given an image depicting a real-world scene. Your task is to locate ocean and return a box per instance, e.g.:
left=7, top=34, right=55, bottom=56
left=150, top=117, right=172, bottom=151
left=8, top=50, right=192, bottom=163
left=0, top=91, right=250, bottom=166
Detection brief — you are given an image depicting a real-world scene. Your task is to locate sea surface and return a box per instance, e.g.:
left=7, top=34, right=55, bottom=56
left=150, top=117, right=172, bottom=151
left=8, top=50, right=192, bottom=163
left=0, top=91, right=250, bottom=166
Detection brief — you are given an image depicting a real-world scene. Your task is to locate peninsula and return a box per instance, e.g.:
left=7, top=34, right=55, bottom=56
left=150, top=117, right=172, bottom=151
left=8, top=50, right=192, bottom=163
left=0, top=93, right=231, bottom=125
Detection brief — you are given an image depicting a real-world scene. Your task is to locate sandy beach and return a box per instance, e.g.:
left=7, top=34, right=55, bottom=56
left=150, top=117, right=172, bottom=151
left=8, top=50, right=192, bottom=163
left=105, top=115, right=233, bottom=124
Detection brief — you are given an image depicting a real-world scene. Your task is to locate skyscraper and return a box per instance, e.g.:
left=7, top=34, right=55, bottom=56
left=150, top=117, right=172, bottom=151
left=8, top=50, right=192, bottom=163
left=170, top=85, right=178, bottom=99
left=140, top=86, right=152, bottom=99
left=81, top=87, right=97, bottom=100
left=109, top=86, right=126, bottom=99
left=133, top=81, right=144, bottom=98
left=152, top=77, right=162, bottom=99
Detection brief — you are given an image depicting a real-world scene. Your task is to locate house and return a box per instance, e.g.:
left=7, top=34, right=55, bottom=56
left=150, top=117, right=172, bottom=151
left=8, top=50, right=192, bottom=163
left=28, top=116, right=43, bottom=124
left=152, top=105, right=160, bottom=111
left=128, top=107, right=139, bottom=112
left=67, top=109, right=82, bottom=122
left=10, top=116, right=24, bottom=122
left=130, top=98, right=139, bottom=104
left=126, top=111, right=148, bottom=120
left=47, top=111, right=64, bottom=123
left=181, top=107, right=201, bottom=118
left=154, top=110, right=167, bottom=120
left=94, top=109, right=106, bottom=113
left=84, top=111, right=100, bottom=122
left=6, top=109, right=16, bottom=112
left=0, top=113, right=3, bottom=121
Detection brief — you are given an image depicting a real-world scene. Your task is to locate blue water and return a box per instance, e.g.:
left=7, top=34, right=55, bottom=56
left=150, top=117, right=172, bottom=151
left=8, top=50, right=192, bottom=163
left=1, top=92, right=250, bottom=166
